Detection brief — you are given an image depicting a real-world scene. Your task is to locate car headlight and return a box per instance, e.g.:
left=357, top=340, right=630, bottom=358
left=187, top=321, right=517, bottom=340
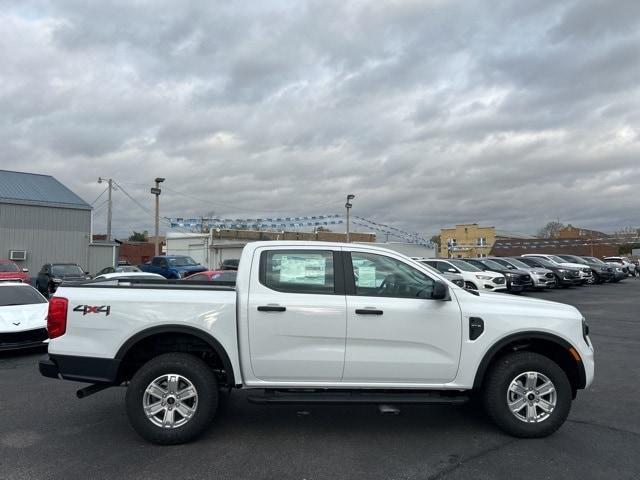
left=557, top=269, right=567, bottom=273
left=476, top=275, right=493, bottom=280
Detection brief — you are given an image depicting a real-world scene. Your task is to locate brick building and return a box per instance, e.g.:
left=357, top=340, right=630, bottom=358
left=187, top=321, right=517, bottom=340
left=490, top=238, right=618, bottom=258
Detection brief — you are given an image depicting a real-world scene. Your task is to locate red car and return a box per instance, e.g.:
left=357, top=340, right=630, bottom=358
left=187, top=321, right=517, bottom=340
left=184, top=270, right=237, bottom=283
left=0, top=259, right=31, bottom=284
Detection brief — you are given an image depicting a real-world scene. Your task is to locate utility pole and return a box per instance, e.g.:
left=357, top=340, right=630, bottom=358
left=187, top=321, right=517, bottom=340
left=345, top=194, right=355, bottom=243
left=98, top=177, right=115, bottom=242
left=151, top=178, right=165, bottom=256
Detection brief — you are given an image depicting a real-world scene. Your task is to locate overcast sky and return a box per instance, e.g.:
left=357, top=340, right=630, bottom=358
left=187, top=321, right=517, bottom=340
left=1, top=0, right=639, bottom=239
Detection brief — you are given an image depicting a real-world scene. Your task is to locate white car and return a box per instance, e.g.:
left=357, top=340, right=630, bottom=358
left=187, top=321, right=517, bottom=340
left=522, top=254, right=592, bottom=284
left=92, top=272, right=166, bottom=281
left=603, top=257, right=636, bottom=276
left=0, top=283, right=49, bottom=351
left=422, top=258, right=507, bottom=291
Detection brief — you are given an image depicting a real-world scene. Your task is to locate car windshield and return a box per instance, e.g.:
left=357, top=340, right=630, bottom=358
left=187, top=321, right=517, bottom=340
left=506, top=258, right=531, bottom=269
left=490, top=259, right=516, bottom=269
left=0, top=286, right=46, bottom=306
left=561, top=255, right=586, bottom=264
left=531, top=257, right=555, bottom=267
left=481, top=259, right=504, bottom=270
left=449, top=259, right=482, bottom=272
left=52, top=264, right=84, bottom=276
left=585, top=257, right=605, bottom=264
left=0, top=263, right=20, bottom=272
left=167, top=257, right=197, bottom=266
left=548, top=255, right=568, bottom=264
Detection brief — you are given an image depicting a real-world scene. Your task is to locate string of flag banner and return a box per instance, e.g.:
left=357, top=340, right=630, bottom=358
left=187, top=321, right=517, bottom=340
left=168, top=214, right=343, bottom=231
left=352, top=216, right=435, bottom=247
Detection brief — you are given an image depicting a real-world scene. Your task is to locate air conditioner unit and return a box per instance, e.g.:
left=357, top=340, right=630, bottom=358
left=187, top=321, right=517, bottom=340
left=9, top=250, right=27, bottom=261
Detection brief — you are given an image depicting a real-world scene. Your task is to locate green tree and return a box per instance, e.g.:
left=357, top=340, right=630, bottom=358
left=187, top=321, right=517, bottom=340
left=128, top=231, right=147, bottom=242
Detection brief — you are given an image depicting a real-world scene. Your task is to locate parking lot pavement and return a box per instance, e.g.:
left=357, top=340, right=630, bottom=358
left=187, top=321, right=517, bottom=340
left=1, top=281, right=639, bottom=480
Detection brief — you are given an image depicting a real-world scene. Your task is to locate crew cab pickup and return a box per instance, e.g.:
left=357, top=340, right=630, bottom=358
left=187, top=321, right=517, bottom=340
left=138, top=255, right=207, bottom=279
left=39, top=241, right=594, bottom=445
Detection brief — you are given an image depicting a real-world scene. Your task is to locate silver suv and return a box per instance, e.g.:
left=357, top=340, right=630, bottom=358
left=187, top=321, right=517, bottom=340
left=489, top=257, right=556, bottom=289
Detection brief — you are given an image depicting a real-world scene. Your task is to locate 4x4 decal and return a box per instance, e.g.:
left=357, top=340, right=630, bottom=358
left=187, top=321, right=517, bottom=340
left=73, top=305, right=111, bottom=316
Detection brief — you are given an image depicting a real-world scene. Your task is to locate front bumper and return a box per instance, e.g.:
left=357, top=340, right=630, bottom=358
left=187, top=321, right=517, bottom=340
left=0, top=328, right=48, bottom=351
left=39, top=354, right=120, bottom=384
left=531, top=275, right=556, bottom=288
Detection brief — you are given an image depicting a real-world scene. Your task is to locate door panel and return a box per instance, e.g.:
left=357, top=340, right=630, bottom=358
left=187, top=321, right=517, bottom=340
left=248, top=249, right=347, bottom=382
left=343, top=251, right=462, bottom=383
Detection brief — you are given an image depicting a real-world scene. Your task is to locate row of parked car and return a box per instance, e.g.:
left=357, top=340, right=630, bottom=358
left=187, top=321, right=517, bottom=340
left=413, top=254, right=636, bottom=294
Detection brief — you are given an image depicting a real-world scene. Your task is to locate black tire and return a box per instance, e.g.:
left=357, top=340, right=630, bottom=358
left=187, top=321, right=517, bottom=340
left=482, top=351, right=572, bottom=438
left=126, top=353, right=219, bottom=445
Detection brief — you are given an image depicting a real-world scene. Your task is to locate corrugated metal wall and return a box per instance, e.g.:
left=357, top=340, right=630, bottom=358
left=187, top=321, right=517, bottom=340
left=88, top=243, right=119, bottom=275
left=0, top=202, right=91, bottom=275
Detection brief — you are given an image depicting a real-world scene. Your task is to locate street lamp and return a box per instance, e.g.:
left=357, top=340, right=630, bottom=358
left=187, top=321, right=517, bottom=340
left=345, top=194, right=355, bottom=243
left=151, top=178, right=165, bottom=256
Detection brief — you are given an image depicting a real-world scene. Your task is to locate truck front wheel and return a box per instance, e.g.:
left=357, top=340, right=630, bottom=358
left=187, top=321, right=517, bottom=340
left=482, top=351, right=572, bottom=438
left=125, top=353, right=218, bottom=445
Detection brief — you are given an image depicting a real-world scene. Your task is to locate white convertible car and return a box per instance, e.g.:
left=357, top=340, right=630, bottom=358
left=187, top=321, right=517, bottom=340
left=0, top=283, right=49, bottom=351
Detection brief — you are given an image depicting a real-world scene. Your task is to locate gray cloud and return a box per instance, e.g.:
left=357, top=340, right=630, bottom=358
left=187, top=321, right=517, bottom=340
left=0, top=0, right=639, bottom=240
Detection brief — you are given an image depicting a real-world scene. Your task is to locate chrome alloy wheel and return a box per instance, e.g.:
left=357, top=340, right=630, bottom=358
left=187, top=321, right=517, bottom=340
left=143, top=374, right=199, bottom=429
left=507, top=371, right=557, bottom=423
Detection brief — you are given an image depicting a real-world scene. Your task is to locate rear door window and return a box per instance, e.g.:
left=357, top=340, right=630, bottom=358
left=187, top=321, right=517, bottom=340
left=260, top=250, right=335, bottom=294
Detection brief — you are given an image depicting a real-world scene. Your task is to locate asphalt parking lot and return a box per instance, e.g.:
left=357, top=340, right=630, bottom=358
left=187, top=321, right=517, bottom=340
left=1, top=280, right=639, bottom=480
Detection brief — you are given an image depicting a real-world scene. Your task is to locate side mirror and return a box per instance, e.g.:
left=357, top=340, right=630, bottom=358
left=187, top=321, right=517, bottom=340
left=431, top=281, right=448, bottom=300
left=22, top=268, right=29, bottom=273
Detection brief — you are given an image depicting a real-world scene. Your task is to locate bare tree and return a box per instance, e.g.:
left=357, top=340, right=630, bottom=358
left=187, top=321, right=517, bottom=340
left=536, top=221, right=565, bottom=238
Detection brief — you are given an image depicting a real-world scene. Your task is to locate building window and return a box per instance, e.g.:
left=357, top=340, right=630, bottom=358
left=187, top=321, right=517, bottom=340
left=476, top=237, right=486, bottom=246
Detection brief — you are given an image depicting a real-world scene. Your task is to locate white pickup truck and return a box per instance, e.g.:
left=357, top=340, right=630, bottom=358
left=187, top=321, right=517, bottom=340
left=40, top=241, right=594, bottom=444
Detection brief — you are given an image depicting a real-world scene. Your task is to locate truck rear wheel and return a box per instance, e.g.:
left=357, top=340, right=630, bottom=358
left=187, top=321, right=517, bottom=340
left=482, top=351, right=571, bottom=438
left=125, top=353, right=218, bottom=445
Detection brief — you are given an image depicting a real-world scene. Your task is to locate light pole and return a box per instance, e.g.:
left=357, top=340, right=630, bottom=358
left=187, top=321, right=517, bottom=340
left=345, top=194, right=355, bottom=243
left=98, top=177, right=115, bottom=242
left=151, top=178, right=165, bottom=256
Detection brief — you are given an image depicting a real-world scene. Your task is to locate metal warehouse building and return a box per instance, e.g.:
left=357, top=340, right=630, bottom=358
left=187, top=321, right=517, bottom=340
left=0, top=170, right=99, bottom=275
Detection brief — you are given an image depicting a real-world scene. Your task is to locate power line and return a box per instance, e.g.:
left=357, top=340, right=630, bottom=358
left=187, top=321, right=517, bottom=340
left=90, top=186, right=109, bottom=205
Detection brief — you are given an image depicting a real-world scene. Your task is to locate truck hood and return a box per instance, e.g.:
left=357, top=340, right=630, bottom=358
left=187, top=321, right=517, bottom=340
left=458, top=288, right=581, bottom=318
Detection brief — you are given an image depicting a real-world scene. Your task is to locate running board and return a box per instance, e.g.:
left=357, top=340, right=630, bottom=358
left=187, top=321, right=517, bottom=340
left=247, top=389, right=469, bottom=405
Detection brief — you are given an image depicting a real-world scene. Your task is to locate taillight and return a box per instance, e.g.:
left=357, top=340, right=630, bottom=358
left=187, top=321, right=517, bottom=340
left=48, top=297, right=68, bottom=339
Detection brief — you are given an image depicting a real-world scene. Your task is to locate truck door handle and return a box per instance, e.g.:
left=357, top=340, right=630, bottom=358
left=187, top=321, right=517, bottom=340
left=355, top=309, right=383, bottom=315
left=257, top=305, right=286, bottom=312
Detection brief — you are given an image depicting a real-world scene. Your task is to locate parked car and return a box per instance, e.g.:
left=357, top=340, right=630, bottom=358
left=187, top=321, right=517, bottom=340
left=412, top=258, right=465, bottom=288
left=35, top=263, right=90, bottom=296
left=184, top=270, right=238, bottom=284
left=0, top=283, right=48, bottom=351
left=93, top=272, right=166, bottom=281
left=522, top=254, right=592, bottom=285
left=220, top=259, right=240, bottom=270
left=40, top=241, right=594, bottom=444
left=489, top=257, right=556, bottom=289
left=421, top=258, right=507, bottom=291
left=556, top=255, right=614, bottom=284
left=462, top=258, right=533, bottom=294
left=95, top=265, right=142, bottom=276
left=581, top=257, right=626, bottom=282
left=517, top=257, right=581, bottom=288
left=603, top=257, right=636, bottom=276
left=139, top=256, right=207, bottom=279
left=0, top=259, right=31, bottom=284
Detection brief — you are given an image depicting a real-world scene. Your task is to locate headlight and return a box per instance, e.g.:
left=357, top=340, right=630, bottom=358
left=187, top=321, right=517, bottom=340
left=476, top=275, right=493, bottom=280
left=557, top=269, right=567, bottom=273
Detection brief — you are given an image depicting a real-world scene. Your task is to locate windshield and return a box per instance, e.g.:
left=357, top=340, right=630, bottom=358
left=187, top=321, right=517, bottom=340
left=0, top=286, right=46, bottom=306
left=0, top=263, right=20, bottom=272
left=506, top=258, right=531, bottom=269
left=561, top=255, right=586, bottom=264
left=548, top=255, right=568, bottom=264
left=585, top=257, right=605, bottom=264
left=167, top=257, right=197, bottom=266
left=449, top=259, right=482, bottom=272
left=481, top=259, right=504, bottom=270
left=52, top=264, right=84, bottom=276
left=532, top=257, right=555, bottom=267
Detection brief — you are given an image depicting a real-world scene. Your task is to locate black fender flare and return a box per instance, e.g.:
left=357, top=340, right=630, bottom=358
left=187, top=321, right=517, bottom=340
left=472, top=331, right=586, bottom=390
left=115, top=325, right=236, bottom=386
